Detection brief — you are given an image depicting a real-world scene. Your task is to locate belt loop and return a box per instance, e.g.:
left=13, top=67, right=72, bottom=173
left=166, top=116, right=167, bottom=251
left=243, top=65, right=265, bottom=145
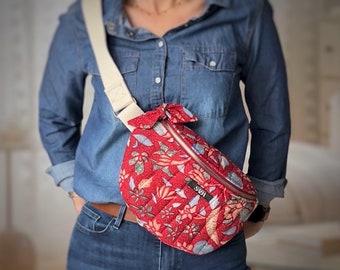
left=112, top=204, right=127, bottom=229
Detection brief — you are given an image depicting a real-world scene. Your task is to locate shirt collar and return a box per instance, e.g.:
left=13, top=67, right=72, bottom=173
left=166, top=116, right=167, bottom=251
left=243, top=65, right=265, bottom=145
left=206, top=0, right=231, bottom=8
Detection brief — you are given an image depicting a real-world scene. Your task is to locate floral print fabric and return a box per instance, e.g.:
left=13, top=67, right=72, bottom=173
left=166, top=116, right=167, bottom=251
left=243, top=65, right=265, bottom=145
left=119, top=104, right=258, bottom=255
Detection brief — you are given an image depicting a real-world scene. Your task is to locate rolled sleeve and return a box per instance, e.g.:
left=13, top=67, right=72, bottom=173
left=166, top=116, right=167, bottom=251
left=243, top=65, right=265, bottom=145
left=46, top=160, right=75, bottom=192
left=242, top=0, right=291, bottom=202
left=249, top=175, right=287, bottom=205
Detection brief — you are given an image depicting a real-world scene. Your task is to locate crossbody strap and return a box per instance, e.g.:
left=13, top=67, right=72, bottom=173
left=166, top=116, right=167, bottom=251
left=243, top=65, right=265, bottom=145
left=81, top=0, right=144, bottom=131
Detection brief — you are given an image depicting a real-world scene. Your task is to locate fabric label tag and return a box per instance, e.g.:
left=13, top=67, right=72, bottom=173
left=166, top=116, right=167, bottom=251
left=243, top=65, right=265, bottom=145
left=186, top=179, right=213, bottom=202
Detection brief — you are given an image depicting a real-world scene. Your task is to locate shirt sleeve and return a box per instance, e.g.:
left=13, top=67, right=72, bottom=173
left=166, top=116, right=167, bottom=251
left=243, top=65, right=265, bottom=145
left=46, top=160, right=75, bottom=192
left=39, top=1, right=86, bottom=190
left=242, top=0, right=291, bottom=204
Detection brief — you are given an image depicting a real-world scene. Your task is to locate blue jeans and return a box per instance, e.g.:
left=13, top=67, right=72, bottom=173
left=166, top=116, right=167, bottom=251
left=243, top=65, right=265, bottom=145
left=67, top=202, right=250, bottom=270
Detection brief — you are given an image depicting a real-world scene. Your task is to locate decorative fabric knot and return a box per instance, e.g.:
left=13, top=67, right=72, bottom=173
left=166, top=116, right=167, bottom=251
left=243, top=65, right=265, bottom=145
left=128, top=103, right=198, bottom=129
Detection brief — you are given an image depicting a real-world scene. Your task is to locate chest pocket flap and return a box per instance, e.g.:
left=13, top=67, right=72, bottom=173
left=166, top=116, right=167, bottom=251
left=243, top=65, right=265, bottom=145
left=184, top=49, right=236, bottom=72
left=113, top=53, right=139, bottom=74
left=88, top=52, right=139, bottom=76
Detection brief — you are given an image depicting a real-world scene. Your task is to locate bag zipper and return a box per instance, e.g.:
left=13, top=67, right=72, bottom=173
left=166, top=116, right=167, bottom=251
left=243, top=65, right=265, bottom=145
left=162, top=121, right=257, bottom=200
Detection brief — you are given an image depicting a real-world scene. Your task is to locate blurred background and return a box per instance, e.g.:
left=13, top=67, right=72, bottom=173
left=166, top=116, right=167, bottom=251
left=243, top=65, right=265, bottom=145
left=0, top=0, right=339, bottom=269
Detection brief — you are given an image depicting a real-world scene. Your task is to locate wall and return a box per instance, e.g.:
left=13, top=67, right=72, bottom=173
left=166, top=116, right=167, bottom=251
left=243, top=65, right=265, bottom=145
left=0, top=0, right=75, bottom=269
left=0, top=0, right=339, bottom=269
left=271, top=0, right=323, bottom=143
left=271, top=0, right=340, bottom=145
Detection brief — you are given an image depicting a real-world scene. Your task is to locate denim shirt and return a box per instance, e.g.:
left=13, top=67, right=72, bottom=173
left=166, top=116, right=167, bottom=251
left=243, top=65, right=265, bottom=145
left=39, top=0, right=290, bottom=205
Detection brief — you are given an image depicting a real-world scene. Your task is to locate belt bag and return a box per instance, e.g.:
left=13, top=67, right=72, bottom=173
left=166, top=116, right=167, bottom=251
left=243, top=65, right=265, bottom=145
left=82, top=0, right=258, bottom=255
left=120, top=104, right=258, bottom=255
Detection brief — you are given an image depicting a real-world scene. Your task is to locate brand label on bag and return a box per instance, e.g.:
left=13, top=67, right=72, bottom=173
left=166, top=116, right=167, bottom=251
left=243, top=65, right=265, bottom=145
left=186, top=179, right=213, bottom=202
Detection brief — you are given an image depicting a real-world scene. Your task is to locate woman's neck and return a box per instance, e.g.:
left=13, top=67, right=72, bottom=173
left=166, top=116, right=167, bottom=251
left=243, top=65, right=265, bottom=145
left=125, top=0, right=187, bottom=16
left=124, top=0, right=205, bottom=37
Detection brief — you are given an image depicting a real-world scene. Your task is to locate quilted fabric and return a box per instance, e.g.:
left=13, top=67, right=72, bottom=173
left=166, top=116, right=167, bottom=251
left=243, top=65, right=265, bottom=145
left=119, top=104, right=258, bottom=255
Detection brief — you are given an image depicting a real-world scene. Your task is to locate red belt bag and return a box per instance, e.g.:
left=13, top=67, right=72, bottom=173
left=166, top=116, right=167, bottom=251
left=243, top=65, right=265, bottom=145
left=82, top=0, right=258, bottom=255
left=120, top=104, right=258, bottom=254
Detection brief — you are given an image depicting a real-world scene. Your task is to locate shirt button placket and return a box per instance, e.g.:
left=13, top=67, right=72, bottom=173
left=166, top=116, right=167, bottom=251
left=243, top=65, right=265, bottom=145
left=151, top=39, right=166, bottom=106
left=156, top=40, right=165, bottom=88
left=158, top=40, right=164, bottom=48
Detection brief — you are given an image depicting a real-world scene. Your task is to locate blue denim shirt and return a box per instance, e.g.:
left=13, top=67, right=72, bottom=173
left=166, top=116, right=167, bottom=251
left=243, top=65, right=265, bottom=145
left=39, top=0, right=290, bottom=205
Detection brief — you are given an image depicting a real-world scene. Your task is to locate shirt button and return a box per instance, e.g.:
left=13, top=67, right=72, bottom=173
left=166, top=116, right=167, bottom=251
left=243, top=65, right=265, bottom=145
left=126, top=31, right=134, bottom=37
left=107, top=23, right=115, bottom=31
left=155, top=77, right=161, bottom=84
left=209, top=60, right=217, bottom=67
left=158, top=40, right=164, bottom=48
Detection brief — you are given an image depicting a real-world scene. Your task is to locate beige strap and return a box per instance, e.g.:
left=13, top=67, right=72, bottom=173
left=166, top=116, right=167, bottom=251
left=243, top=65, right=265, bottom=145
left=81, top=0, right=144, bottom=131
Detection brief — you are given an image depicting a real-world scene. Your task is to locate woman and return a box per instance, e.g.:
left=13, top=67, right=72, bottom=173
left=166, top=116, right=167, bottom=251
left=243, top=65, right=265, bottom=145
left=39, top=0, right=290, bottom=269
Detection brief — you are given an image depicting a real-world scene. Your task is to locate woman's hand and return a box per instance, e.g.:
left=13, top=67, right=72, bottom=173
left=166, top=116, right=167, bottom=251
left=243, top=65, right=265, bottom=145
left=243, top=220, right=265, bottom=238
left=244, top=203, right=271, bottom=238
left=69, top=192, right=86, bottom=214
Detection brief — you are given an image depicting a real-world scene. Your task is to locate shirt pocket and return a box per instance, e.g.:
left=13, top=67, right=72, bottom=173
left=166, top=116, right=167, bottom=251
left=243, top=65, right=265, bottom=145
left=112, top=51, right=139, bottom=87
left=87, top=52, right=139, bottom=121
left=88, top=51, right=139, bottom=88
left=181, top=48, right=237, bottom=119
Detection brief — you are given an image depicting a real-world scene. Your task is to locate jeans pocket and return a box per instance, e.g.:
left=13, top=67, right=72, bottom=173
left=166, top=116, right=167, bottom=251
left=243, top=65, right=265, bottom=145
left=75, top=202, right=116, bottom=234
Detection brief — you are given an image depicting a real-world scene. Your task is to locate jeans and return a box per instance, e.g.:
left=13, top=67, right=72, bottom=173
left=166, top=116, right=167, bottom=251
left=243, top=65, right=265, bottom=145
left=67, top=202, right=250, bottom=270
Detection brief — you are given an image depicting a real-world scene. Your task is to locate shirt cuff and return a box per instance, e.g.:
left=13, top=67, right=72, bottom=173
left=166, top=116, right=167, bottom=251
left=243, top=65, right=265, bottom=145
left=248, top=175, right=287, bottom=205
left=45, top=160, right=75, bottom=193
